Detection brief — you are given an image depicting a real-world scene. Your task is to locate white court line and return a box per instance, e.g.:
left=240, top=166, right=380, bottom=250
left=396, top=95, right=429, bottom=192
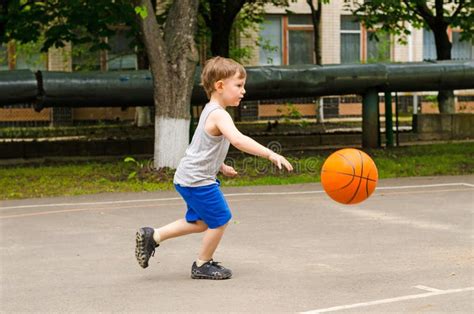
left=376, top=182, right=474, bottom=190
left=1, top=182, right=473, bottom=210
left=301, top=286, right=474, bottom=313
left=414, top=285, right=443, bottom=292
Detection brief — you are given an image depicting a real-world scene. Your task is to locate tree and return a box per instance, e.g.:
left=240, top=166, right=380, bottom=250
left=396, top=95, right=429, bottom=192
left=1, top=1, right=136, bottom=52
left=133, top=0, right=199, bottom=169
left=2, top=1, right=199, bottom=168
left=199, top=0, right=290, bottom=58
left=1, top=1, right=154, bottom=126
left=306, top=0, right=327, bottom=65
left=352, top=0, right=473, bottom=113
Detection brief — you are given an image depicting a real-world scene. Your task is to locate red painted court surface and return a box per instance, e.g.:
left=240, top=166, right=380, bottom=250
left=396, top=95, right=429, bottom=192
left=1, top=176, right=473, bottom=313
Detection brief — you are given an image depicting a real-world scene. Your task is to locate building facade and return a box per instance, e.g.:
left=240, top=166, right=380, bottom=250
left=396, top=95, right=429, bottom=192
left=1, top=0, right=473, bottom=126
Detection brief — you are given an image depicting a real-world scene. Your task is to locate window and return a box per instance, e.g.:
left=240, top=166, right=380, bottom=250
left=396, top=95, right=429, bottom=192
left=259, top=16, right=282, bottom=65
left=288, top=31, right=314, bottom=65
left=288, top=15, right=312, bottom=26
left=287, top=15, right=314, bottom=65
left=423, top=28, right=437, bottom=60
left=367, top=31, right=391, bottom=62
left=340, top=15, right=360, bottom=63
left=259, top=15, right=314, bottom=66
left=107, top=30, right=137, bottom=71
left=452, top=31, right=473, bottom=60
left=424, top=29, right=473, bottom=61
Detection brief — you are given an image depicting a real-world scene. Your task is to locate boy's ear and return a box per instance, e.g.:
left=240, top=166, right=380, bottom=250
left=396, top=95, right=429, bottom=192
left=214, top=80, right=224, bottom=92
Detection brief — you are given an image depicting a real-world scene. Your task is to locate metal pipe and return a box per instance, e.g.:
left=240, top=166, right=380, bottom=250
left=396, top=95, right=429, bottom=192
left=0, top=61, right=473, bottom=107
left=0, top=70, right=37, bottom=105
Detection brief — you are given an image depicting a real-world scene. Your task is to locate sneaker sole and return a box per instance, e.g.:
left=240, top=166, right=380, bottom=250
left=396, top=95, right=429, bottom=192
left=135, top=229, right=149, bottom=268
left=191, top=273, right=232, bottom=280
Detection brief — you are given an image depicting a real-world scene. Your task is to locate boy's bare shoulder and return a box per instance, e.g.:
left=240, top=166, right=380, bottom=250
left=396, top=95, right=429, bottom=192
left=208, top=107, right=232, bottom=121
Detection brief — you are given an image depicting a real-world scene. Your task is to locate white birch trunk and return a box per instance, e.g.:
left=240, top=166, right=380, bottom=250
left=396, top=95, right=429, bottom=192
left=154, top=116, right=189, bottom=169
left=134, top=0, right=199, bottom=169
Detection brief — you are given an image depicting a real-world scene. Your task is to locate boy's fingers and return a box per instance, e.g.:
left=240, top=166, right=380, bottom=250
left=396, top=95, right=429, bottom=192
left=276, top=159, right=282, bottom=169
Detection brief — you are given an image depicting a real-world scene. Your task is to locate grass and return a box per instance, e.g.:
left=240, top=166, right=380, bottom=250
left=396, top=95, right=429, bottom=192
left=1, top=142, right=473, bottom=200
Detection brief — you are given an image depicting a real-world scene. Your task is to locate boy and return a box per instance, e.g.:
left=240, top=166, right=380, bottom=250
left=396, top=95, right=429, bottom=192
left=135, top=56, right=293, bottom=280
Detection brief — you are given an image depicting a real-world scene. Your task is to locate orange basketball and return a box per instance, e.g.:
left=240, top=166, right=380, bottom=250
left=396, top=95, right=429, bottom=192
left=321, top=148, right=378, bottom=205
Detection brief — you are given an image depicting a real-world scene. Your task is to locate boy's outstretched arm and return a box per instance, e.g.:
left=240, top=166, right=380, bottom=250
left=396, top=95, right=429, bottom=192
left=212, top=110, right=293, bottom=171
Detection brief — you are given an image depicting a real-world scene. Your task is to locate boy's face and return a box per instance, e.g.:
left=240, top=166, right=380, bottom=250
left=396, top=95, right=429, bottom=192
left=215, top=72, right=246, bottom=107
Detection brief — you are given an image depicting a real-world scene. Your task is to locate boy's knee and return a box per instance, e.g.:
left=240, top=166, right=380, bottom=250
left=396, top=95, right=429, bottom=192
left=195, top=221, right=208, bottom=232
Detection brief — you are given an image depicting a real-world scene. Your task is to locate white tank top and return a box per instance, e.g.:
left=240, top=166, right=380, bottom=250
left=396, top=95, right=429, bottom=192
left=173, top=102, right=230, bottom=187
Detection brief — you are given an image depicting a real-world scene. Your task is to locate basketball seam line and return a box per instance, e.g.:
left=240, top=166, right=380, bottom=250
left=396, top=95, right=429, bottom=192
left=321, top=170, right=377, bottom=182
left=330, top=153, right=358, bottom=193
left=347, top=151, right=364, bottom=204
left=366, top=169, right=371, bottom=197
left=337, top=153, right=356, bottom=177
left=327, top=173, right=356, bottom=192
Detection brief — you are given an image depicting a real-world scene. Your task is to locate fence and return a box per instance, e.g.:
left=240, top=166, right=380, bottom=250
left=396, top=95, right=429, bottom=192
left=2, top=93, right=472, bottom=128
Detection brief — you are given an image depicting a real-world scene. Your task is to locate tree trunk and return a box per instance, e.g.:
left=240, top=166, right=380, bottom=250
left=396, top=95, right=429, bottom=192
left=432, top=23, right=455, bottom=113
left=307, top=0, right=322, bottom=65
left=134, top=0, right=199, bottom=169
left=135, top=48, right=152, bottom=127
left=307, top=0, right=322, bottom=122
left=210, top=24, right=231, bottom=57
left=206, top=0, right=244, bottom=58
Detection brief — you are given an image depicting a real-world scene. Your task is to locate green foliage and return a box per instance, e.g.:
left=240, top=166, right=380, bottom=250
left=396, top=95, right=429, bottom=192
left=0, top=45, right=7, bottom=67
left=69, top=42, right=101, bottom=71
left=1, top=0, right=138, bottom=52
left=232, top=1, right=294, bottom=63
left=257, top=37, right=279, bottom=64
left=366, top=30, right=391, bottom=63
left=198, top=0, right=291, bottom=62
left=134, top=5, right=148, bottom=20
left=124, top=156, right=146, bottom=180
left=352, top=0, right=473, bottom=45
left=423, top=94, right=438, bottom=107
left=277, top=103, right=303, bottom=122
left=1, top=0, right=300, bottom=69
left=13, top=38, right=48, bottom=70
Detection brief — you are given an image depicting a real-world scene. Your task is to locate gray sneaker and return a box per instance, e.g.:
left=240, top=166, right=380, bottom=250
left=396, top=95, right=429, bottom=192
left=135, top=227, right=159, bottom=268
left=191, top=260, right=232, bottom=280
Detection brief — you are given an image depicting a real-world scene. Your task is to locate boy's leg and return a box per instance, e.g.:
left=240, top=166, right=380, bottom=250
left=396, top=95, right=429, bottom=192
left=156, top=219, right=208, bottom=242
left=198, top=223, right=228, bottom=261
left=191, top=223, right=232, bottom=280
left=135, top=219, right=207, bottom=269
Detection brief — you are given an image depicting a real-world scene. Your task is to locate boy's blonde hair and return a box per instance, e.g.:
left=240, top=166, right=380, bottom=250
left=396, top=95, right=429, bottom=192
left=201, top=56, right=246, bottom=99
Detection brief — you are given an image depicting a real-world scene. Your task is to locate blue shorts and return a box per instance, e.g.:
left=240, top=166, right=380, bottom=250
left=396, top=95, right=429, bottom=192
left=174, top=180, right=232, bottom=229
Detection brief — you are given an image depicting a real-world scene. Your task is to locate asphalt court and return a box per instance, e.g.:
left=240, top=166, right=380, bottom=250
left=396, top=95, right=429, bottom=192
left=1, top=175, right=473, bottom=312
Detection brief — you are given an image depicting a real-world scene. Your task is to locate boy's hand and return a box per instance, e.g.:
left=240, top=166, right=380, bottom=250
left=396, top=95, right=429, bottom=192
left=220, top=164, right=238, bottom=177
left=269, top=152, right=293, bottom=172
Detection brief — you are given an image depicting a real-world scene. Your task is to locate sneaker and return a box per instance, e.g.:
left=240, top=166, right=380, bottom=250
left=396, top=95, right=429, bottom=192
left=191, top=260, right=232, bottom=280
left=135, top=227, right=159, bottom=268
